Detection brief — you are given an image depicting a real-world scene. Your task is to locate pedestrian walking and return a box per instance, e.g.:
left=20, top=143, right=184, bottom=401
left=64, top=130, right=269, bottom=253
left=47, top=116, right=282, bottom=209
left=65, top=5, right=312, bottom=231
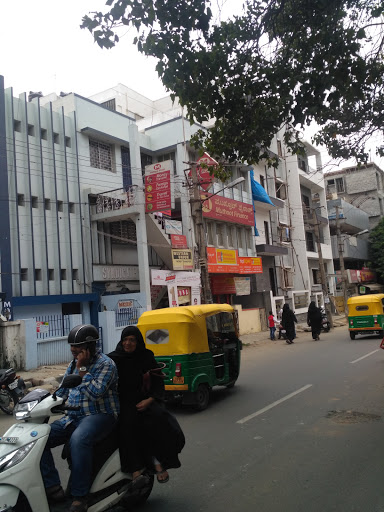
left=267, top=311, right=277, bottom=340
left=281, top=304, right=297, bottom=344
left=307, top=301, right=322, bottom=341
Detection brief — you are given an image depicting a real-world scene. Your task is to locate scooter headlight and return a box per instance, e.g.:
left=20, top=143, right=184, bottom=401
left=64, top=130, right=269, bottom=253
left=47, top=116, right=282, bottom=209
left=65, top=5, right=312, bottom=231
left=0, top=441, right=35, bottom=473
left=14, top=400, right=39, bottom=420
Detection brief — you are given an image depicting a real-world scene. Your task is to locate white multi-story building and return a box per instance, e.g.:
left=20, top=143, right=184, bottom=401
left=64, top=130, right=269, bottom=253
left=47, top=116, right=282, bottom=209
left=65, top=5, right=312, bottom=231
left=0, top=76, right=334, bottom=330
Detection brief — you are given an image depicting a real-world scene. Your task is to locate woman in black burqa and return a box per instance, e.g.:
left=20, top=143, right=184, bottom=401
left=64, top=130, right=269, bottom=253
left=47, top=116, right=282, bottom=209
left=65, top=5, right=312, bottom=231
left=307, top=301, right=322, bottom=341
left=281, top=303, right=297, bottom=344
left=108, top=326, right=185, bottom=485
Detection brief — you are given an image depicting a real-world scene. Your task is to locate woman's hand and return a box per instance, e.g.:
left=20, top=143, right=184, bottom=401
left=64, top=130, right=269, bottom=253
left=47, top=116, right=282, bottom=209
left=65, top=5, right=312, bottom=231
left=136, top=397, right=154, bottom=412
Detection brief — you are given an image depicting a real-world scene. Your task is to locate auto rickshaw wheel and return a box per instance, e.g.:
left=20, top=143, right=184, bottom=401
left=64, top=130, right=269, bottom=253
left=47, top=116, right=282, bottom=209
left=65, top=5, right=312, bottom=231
left=349, top=332, right=356, bottom=340
left=194, top=384, right=210, bottom=411
left=226, top=381, right=236, bottom=389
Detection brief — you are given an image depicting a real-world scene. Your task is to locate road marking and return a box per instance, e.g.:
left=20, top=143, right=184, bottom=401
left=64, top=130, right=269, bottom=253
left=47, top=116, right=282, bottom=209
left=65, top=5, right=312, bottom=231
left=350, top=349, right=379, bottom=364
left=236, top=384, right=313, bottom=424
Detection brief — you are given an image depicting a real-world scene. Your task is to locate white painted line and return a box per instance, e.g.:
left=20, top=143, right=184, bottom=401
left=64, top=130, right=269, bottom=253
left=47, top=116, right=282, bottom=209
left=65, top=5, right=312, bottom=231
left=350, top=349, right=379, bottom=364
left=236, top=384, right=313, bottom=425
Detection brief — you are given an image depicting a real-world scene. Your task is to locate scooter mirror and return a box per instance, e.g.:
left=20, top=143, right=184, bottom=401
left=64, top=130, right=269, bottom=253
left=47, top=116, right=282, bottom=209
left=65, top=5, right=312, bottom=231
left=62, top=374, right=82, bottom=389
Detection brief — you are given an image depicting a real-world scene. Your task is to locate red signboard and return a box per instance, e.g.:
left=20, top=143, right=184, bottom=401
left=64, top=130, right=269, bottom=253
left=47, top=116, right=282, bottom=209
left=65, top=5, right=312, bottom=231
left=171, top=234, right=188, bottom=249
left=360, top=268, right=376, bottom=282
left=188, top=152, right=217, bottom=191
left=201, top=193, right=254, bottom=226
left=207, top=247, right=262, bottom=274
left=211, top=275, right=237, bottom=294
left=145, top=170, right=171, bottom=212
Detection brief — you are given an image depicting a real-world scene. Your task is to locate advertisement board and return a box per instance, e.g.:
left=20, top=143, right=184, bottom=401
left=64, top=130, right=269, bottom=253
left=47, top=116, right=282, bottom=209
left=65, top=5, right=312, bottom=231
left=171, top=249, right=194, bottom=270
left=145, top=160, right=174, bottom=213
left=170, top=234, right=188, bottom=248
left=207, top=248, right=262, bottom=274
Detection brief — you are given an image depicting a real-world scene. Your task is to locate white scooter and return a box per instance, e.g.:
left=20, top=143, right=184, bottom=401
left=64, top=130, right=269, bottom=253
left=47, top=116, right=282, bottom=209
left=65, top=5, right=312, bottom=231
left=0, top=374, right=154, bottom=512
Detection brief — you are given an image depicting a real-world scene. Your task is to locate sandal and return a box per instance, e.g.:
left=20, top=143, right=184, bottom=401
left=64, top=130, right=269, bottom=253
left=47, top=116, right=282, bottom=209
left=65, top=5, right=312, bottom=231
left=69, top=496, right=88, bottom=512
left=156, top=470, right=169, bottom=484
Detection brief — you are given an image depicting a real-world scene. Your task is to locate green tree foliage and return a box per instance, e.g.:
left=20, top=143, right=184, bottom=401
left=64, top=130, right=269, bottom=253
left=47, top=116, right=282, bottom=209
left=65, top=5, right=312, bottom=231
left=369, top=217, right=384, bottom=278
left=82, top=0, right=384, bottom=166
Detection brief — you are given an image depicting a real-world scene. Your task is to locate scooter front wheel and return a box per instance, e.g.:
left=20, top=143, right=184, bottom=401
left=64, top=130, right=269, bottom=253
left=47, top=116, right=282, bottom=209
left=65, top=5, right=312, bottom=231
left=121, top=473, right=154, bottom=509
left=0, top=389, right=17, bottom=415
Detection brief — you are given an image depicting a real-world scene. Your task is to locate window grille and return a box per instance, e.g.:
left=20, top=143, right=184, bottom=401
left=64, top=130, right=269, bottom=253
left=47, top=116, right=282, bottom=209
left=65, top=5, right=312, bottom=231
left=89, top=139, right=113, bottom=171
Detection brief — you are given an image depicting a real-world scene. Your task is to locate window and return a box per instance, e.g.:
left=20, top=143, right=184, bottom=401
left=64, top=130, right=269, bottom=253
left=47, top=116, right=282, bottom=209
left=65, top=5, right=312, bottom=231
left=157, top=152, right=176, bottom=174
left=31, top=196, right=38, bottom=209
left=294, top=293, right=309, bottom=309
left=282, top=268, right=293, bottom=288
left=121, top=146, right=132, bottom=188
left=312, top=268, right=320, bottom=285
left=306, top=231, right=315, bottom=252
left=276, top=182, right=287, bottom=200
left=17, top=194, right=25, bottom=206
left=65, top=136, right=71, bottom=148
left=21, top=268, right=28, bottom=281
left=57, top=201, right=63, bottom=212
left=35, top=269, right=42, bottom=281
left=69, top=202, right=75, bottom=214
left=48, top=269, right=54, bottom=281
left=141, top=153, right=153, bottom=176
left=335, top=177, right=344, bottom=193
left=60, top=269, right=67, bottom=280
left=100, top=98, right=116, bottom=111
left=207, top=223, right=214, bottom=245
left=145, top=329, right=169, bottom=345
left=260, top=175, right=265, bottom=189
left=227, top=226, right=233, bottom=247
left=237, top=228, right=243, bottom=249
left=53, top=132, right=59, bottom=144
left=89, top=139, right=113, bottom=171
left=44, top=199, right=51, bottom=210
left=14, top=120, right=21, bottom=132
left=217, top=224, right=224, bottom=246
left=264, top=221, right=270, bottom=245
left=298, top=158, right=307, bottom=172
left=278, top=225, right=291, bottom=243
left=302, top=194, right=310, bottom=209
left=277, top=139, right=283, bottom=157
left=72, top=269, right=79, bottom=280
left=110, top=220, right=137, bottom=244
left=27, top=124, right=35, bottom=137
left=41, top=128, right=47, bottom=140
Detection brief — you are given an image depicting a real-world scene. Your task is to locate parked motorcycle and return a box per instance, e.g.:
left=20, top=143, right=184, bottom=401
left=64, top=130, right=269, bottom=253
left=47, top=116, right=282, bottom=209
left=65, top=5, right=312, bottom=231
left=0, top=374, right=154, bottom=512
left=0, top=368, right=25, bottom=415
left=320, top=308, right=331, bottom=333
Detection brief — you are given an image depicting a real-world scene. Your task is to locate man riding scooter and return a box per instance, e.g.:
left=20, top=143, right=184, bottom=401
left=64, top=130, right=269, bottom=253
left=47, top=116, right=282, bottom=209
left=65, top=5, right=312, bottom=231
left=40, top=324, right=119, bottom=512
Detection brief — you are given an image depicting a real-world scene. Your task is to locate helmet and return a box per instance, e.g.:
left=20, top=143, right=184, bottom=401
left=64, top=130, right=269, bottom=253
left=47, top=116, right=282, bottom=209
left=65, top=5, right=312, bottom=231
left=68, top=324, right=99, bottom=346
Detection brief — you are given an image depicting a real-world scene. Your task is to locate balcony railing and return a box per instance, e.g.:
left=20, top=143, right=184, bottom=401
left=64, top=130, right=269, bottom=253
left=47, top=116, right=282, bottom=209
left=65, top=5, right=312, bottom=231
left=94, top=186, right=138, bottom=214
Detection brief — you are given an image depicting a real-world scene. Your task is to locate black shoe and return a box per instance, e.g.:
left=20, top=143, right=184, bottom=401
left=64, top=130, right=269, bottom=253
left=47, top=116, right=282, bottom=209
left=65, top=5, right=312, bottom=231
left=46, top=485, right=65, bottom=504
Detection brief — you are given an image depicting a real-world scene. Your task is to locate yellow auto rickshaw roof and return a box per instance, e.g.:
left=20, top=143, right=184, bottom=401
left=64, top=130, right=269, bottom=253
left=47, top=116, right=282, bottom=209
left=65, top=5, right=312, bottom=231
left=137, top=304, right=235, bottom=355
left=347, top=294, right=384, bottom=305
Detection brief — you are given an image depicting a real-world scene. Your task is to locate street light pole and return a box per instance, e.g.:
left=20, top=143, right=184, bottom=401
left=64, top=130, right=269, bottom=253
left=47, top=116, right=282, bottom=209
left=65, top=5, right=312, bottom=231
left=190, top=161, right=212, bottom=304
left=335, top=205, right=348, bottom=318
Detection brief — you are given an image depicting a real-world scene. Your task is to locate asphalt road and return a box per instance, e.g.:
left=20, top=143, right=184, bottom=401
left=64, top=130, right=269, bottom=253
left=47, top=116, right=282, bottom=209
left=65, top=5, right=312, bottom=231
left=1, top=326, right=384, bottom=511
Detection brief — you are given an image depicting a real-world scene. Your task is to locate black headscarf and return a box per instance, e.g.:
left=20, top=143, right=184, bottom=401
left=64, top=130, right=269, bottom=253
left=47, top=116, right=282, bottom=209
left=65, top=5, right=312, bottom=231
left=308, top=301, right=317, bottom=313
left=108, top=325, right=146, bottom=359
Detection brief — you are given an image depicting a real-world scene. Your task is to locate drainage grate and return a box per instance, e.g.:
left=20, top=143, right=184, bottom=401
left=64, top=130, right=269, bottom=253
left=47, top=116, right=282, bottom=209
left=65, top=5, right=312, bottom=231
left=327, top=410, right=381, bottom=424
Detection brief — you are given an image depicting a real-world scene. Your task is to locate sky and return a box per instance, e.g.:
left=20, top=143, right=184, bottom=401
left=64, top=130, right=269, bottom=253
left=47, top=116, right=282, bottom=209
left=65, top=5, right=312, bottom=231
left=1, top=0, right=383, bottom=171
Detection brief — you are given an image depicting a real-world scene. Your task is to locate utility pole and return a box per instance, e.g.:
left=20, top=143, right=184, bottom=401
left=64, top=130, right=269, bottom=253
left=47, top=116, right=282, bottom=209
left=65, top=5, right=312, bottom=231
left=335, top=205, right=348, bottom=318
left=190, top=162, right=212, bottom=304
left=313, top=209, right=334, bottom=328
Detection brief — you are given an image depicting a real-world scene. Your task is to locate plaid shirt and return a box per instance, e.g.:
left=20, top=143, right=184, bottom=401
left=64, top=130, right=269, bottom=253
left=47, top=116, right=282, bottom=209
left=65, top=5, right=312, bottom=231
left=57, top=350, right=120, bottom=427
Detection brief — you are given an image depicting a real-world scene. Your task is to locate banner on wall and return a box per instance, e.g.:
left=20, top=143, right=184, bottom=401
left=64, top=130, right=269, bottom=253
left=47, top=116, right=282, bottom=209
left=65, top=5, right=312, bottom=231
left=171, top=249, right=194, bottom=270
left=211, top=275, right=251, bottom=296
left=234, top=277, right=251, bottom=295
left=151, top=269, right=200, bottom=286
left=207, top=247, right=262, bottom=274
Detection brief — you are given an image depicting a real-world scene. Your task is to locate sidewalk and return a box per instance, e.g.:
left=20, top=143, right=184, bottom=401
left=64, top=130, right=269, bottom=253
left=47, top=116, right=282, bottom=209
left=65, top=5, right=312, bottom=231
left=18, top=315, right=349, bottom=390
left=240, top=314, right=348, bottom=347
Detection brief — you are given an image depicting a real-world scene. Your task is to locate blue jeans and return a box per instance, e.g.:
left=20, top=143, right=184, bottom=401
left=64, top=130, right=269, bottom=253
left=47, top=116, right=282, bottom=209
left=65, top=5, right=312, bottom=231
left=269, top=327, right=276, bottom=340
left=40, top=413, right=117, bottom=497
